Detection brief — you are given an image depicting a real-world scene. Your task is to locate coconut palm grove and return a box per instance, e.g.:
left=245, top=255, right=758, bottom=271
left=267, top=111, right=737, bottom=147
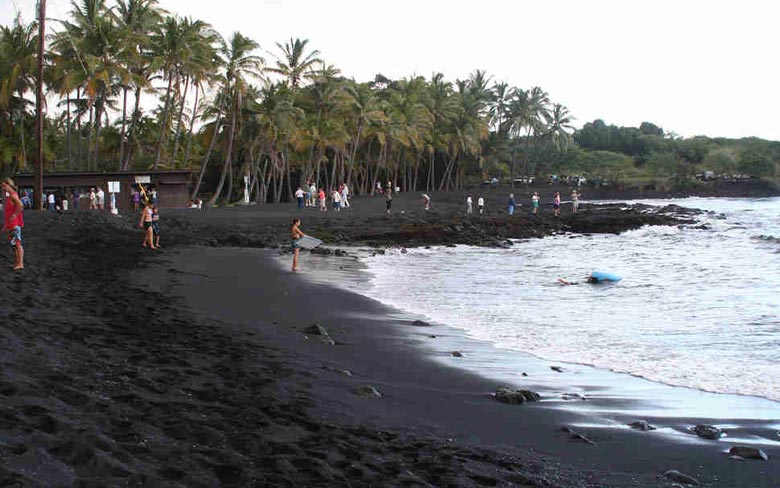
left=1, top=0, right=779, bottom=204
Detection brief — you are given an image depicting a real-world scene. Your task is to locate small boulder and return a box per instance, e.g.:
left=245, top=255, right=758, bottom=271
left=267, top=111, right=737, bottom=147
left=451, top=351, right=463, bottom=358
left=550, top=366, right=565, bottom=373
left=629, top=420, right=657, bottom=431
left=663, top=470, right=699, bottom=486
left=410, top=320, right=432, bottom=327
left=494, top=386, right=540, bottom=405
left=728, top=446, right=769, bottom=461
left=691, top=424, right=723, bottom=440
left=352, top=386, right=382, bottom=398
left=560, top=426, right=595, bottom=445
left=304, top=324, right=329, bottom=336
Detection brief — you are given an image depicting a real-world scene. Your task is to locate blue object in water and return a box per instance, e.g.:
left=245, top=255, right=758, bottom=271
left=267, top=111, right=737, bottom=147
left=590, top=270, right=622, bottom=283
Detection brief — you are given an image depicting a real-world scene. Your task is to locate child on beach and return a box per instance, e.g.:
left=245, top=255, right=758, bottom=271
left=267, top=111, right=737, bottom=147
left=553, top=191, right=561, bottom=217
left=1, top=178, right=24, bottom=270
left=532, top=192, right=539, bottom=214
left=384, top=187, right=393, bottom=214
left=508, top=193, right=515, bottom=215
left=139, top=202, right=157, bottom=250
left=318, top=188, right=327, bottom=211
left=466, top=195, right=473, bottom=214
left=290, top=218, right=305, bottom=272
left=477, top=196, right=485, bottom=215
left=421, top=193, right=431, bottom=210
left=571, top=190, right=581, bottom=213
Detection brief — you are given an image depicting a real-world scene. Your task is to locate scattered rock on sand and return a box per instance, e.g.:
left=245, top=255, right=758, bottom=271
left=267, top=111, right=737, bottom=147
left=663, top=469, right=699, bottom=485
left=561, top=392, right=587, bottom=401
left=728, top=446, right=769, bottom=461
left=410, top=319, right=432, bottom=327
left=494, top=386, right=540, bottom=405
left=560, top=426, right=596, bottom=445
left=691, top=424, right=723, bottom=440
left=629, top=420, right=657, bottom=431
left=451, top=351, right=463, bottom=358
left=550, top=366, right=565, bottom=373
left=352, top=385, right=382, bottom=398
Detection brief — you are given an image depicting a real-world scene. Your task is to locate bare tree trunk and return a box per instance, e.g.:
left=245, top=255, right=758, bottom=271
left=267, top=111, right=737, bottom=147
left=154, top=74, right=175, bottom=169
left=66, top=94, right=72, bottom=170
left=91, top=99, right=104, bottom=170
left=122, top=86, right=143, bottom=170
left=119, top=86, right=129, bottom=170
left=207, top=100, right=237, bottom=206
left=171, top=76, right=190, bottom=168
left=191, top=112, right=223, bottom=199
left=182, top=82, right=200, bottom=168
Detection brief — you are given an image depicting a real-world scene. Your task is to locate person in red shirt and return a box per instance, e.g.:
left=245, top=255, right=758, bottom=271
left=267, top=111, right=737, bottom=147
left=1, top=178, right=24, bottom=270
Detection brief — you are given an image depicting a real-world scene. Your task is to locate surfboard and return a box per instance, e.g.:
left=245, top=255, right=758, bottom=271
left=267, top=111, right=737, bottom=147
left=591, top=271, right=622, bottom=282
left=297, top=235, right=323, bottom=250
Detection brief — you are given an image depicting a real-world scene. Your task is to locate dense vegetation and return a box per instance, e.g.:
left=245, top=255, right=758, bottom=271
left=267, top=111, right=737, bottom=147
left=1, top=0, right=778, bottom=203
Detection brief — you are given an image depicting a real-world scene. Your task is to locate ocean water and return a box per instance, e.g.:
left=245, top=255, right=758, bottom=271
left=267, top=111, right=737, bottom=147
left=358, top=197, right=780, bottom=403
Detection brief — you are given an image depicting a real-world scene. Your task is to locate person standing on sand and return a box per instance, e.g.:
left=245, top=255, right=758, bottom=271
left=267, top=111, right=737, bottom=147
left=1, top=178, right=24, bottom=270
left=385, top=186, right=393, bottom=214
left=332, top=188, right=342, bottom=211
left=97, top=187, right=105, bottom=210
left=290, top=218, right=306, bottom=272
left=532, top=192, right=540, bottom=214
left=478, top=195, right=485, bottom=215
left=571, top=189, right=581, bottom=213
left=139, top=201, right=157, bottom=250
left=89, top=188, right=97, bottom=209
left=152, top=206, right=161, bottom=248
left=508, top=193, right=515, bottom=216
left=294, top=187, right=305, bottom=211
left=318, top=188, right=327, bottom=211
left=553, top=191, right=561, bottom=217
left=466, top=195, right=473, bottom=214
left=341, top=183, right=350, bottom=208
left=309, top=182, right=317, bottom=207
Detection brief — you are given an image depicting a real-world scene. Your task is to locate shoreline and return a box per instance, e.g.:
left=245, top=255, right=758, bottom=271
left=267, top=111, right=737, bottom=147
left=0, top=194, right=777, bottom=486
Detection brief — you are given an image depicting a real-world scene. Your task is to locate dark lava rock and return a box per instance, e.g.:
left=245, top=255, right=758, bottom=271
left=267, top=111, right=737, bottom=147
left=663, top=469, right=699, bottom=485
left=352, top=386, right=382, bottom=398
left=728, top=446, right=769, bottom=461
left=451, top=351, right=463, bottom=358
left=304, top=324, right=329, bottom=336
left=628, top=420, right=657, bottom=431
left=691, top=424, right=723, bottom=440
left=550, top=366, right=565, bottom=373
left=410, top=320, right=432, bottom=327
left=310, top=247, right=333, bottom=256
left=494, top=386, right=540, bottom=405
left=560, top=426, right=596, bottom=445
left=561, top=393, right=587, bottom=401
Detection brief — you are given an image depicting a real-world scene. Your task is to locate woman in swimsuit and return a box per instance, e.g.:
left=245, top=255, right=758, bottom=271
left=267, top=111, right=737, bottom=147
left=138, top=202, right=157, bottom=250
left=291, top=218, right=305, bottom=272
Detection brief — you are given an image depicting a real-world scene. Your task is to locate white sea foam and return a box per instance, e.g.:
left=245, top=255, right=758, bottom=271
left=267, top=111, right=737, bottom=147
left=359, top=197, right=780, bottom=402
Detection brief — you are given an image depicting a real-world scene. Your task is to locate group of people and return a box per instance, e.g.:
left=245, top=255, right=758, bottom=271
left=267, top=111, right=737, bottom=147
left=294, top=182, right=351, bottom=212
left=466, top=190, right=582, bottom=216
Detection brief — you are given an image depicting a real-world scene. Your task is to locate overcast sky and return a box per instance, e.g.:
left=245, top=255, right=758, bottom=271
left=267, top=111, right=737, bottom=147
left=3, top=0, right=779, bottom=140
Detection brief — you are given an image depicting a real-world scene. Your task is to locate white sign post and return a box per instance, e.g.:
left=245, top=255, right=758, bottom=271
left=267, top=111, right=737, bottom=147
left=108, top=181, right=120, bottom=215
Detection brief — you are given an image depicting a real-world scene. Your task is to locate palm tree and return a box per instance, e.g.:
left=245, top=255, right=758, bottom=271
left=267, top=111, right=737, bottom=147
left=544, top=103, right=574, bottom=152
left=207, top=31, right=263, bottom=205
left=268, top=38, right=321, bottom=88
left=0, top=19, right=38, bottom=170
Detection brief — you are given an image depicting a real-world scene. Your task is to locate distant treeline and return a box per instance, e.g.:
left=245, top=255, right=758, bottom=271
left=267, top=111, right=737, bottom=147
left=1, top=0, right=777, bottom=203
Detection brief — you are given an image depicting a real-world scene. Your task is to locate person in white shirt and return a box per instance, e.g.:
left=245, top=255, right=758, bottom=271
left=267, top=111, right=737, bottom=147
left=332, top=189, right=342, bottom=211
left=294, top=187, right=305, bottom=211
left=466, top=195, right=473, bottom=214
left=309, top=183, right=317, bottom=206
left=47, top=192, right=55, bottom=211
left=341, top=183, right=350, bottom=208
left=477, top=196, right=485, bottom=215
left=96, top=187, right=105, bottom=210
left=89, top=188, right=97, bottom=209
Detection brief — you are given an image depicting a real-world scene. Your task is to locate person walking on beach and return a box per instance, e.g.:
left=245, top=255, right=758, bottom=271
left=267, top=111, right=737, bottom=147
left=553, top=191, right=561, bottom=217
left=1, top=178, right=24, bottom=270
left=139, top=201, right=157, bottom=250
left=47, top=192, right=55, bottom=211
left=376, top=180, right=382, bottom=195
left=97, top=187, right=105, bottom=210
left=89, top=188, right=97, bottom=209
left=152, top=206, right=161, bottom=248
left=466, top=195, right=473, bottom=214
left=531, top=192, right=540, bottom=214
left=317, top=188, right=327, bottom=211
left=332, top=188, right=342, bottom=211
left=420, top=193, right=431, bottom=210
left=477, top=195, right=485, bottom=215
left=508, top=193, right=516, bottom=216
left=571, top=189, right=581, bottom=214
left=341, top=183, right=350, bottom=208
left=384, top=186, right=393, bottom=214
left=308, top=182, right=317, bottom=207
left=294, top=187, right=305, bottom=211
left=290, top=218, right=306, bottom=272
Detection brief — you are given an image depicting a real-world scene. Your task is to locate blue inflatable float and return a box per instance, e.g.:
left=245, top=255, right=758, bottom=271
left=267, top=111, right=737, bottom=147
left=590, top=271, right=622, bottom=283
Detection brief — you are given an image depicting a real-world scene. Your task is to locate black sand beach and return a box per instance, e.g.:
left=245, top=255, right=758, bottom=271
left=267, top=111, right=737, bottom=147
left=1, top=188, right=777, bottom=487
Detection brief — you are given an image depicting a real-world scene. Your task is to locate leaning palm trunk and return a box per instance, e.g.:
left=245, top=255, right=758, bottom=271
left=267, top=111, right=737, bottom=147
left=122, top=86, right=143, bottom=170
left=92, top=99, right=105, bottom=170
left=154, top=75, right=175, bottom=169
left=171, top=76, right=190, bottom=168
left=119, top=86, right=129, bottom=170
left=182, top=83, right=200, bottom=168
left=207, top=103, right=238, bottom=206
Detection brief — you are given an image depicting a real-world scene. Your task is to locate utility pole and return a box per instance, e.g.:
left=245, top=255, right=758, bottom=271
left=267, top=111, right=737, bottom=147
left=34, top=0, right=46, bottom=210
